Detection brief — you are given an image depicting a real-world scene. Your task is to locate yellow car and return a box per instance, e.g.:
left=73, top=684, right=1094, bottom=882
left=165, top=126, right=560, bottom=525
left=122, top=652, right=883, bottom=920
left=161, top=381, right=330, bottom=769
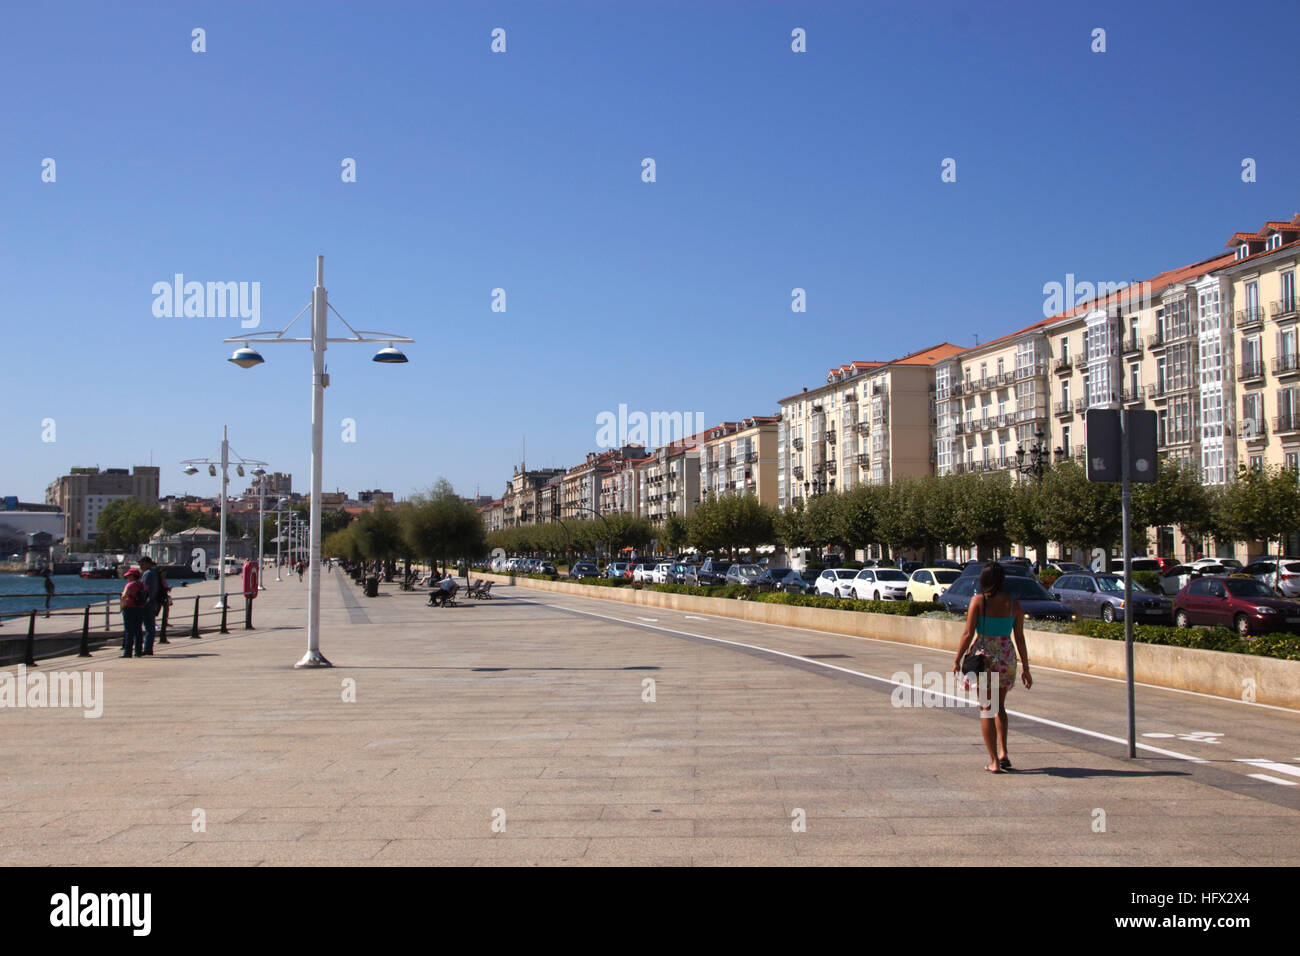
left=906, top=567, right=962, bottom=603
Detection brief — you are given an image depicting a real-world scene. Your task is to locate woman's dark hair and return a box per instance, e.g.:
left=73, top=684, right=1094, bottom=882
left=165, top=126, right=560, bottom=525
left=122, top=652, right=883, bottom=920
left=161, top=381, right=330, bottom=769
left=978, top=561, right=1005, bottom=597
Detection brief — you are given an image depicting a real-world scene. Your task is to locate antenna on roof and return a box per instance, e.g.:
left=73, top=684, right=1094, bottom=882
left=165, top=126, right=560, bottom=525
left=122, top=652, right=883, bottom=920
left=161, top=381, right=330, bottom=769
left=973, top=333, right=980, bottom=347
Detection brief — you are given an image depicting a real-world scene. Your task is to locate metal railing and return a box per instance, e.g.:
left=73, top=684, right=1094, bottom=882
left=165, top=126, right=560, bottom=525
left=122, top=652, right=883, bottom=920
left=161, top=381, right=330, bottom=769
left=1271, top=298, right=1298, bottom=321
left=1239, top=359, right=1266, bottom=380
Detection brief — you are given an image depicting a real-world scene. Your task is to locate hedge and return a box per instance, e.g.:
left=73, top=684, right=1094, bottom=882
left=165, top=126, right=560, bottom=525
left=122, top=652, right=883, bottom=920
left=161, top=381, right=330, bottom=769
left=1071, top=619, right=1300, bottom=661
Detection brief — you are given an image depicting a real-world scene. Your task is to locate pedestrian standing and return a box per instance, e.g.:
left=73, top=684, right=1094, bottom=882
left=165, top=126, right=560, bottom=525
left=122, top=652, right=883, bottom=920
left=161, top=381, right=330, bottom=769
left=139, top=556, right=162, bottom=656
left=42, top=568, right=55, bottom=618
left=120, top=568, right=147, bottom=658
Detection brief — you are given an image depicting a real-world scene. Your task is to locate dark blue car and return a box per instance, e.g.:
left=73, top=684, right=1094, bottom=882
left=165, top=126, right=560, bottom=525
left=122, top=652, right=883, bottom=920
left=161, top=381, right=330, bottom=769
left=939, top=575, right=1075, bottom=622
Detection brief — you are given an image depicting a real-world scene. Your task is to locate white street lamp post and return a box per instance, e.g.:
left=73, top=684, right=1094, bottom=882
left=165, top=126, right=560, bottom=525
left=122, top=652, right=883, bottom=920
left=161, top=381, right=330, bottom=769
left=225, top=255, right=412, bottom=668
left=181, top=426, right=266, bottom=610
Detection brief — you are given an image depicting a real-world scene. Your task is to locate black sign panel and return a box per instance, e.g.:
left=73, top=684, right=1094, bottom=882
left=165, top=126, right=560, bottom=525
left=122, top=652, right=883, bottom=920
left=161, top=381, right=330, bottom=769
left=1086, top=408, right=1157, bottom=483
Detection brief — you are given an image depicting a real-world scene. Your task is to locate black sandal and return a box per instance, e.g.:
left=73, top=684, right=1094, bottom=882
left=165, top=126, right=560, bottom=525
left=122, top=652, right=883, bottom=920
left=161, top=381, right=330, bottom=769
left=999, top=756, right=1012, bottom=770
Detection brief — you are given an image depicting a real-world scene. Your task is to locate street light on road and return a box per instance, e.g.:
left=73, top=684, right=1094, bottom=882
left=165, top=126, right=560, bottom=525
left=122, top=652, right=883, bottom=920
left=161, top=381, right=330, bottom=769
left=224, top=255, right=412, bottom=668
left=180, top=426, right=267, bottom=611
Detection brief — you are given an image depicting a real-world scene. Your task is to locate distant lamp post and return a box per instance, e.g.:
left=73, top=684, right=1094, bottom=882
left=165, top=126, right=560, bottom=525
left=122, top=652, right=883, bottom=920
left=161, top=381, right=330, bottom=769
left=180, top=426, right=267, bottom=611
left=224, top=255, right=413, bottom=669
left=1014, top=428, right=1055, bottom=481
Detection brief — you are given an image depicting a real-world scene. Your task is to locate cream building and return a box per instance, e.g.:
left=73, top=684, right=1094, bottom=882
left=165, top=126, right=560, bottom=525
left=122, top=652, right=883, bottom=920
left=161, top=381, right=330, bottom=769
left=780, top=343, right=961, bottom=508
left=698, top=416, right=780, bottom=506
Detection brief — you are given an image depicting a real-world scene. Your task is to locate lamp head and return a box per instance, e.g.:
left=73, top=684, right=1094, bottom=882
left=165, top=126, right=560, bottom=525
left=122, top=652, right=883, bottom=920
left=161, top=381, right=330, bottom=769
left=229, top=345, right=265, bottom=369
left=182, top=466, right=199, bottom=476
left=208, top=464, right=217, bottom=477
left=372, top=344, right=409, bottom=364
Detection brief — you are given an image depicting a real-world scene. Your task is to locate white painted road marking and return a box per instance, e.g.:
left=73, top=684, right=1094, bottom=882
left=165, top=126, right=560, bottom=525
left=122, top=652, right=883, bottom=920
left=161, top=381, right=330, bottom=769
left=1248, top=773, right=1298, bottom=786
left=636, top=617, right=658, bottom=622
left=541, top=601, right=1208, bottom=765
left=1235, top=759, right=1300, bottom=779
left=683, top=615, right=710, bottom=621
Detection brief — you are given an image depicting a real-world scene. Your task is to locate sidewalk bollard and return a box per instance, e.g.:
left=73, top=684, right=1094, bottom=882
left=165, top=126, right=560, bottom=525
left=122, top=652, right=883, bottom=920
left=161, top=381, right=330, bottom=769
left=244, top=597, right=253, bottom=630
left=190, top=595, right=201, bottom=639
left=105, top=598, right=111, bottom=632
left=159, top=600, right=170, bottom=644
left=25, top=611, right=37, bottom=666
left=220, top=603, right=229, bottom=634
left=79, top=605, right=91, bottom=657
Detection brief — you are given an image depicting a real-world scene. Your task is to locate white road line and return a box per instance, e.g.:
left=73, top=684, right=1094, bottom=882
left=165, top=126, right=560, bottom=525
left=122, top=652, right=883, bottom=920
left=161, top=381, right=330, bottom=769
left=636, top=617, right=658, bottom=622
left=519, top=586, right=1300, bottom=714
left=1247, top=773, right=1298, bottom=786
left=683, top=615, right=710, bottom=621
left=541, top=601, right=1208, bottom=765
left=1235, top=759, right=1300, bottom=779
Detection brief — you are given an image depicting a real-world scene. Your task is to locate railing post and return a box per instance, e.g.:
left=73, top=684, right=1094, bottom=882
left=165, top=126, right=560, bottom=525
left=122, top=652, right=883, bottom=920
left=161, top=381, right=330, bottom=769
left=105, top=597, right=111, bottom=631
left=190, top=595, right=201, bottom=639
left=244, top=597, right=253, bottom=630
left=24, top=611, right=37, bottom=666
left=220, top=603, right=229, bottom=634
left=159, top=599, right=170, bottom=644
left=79, top=605, right=91, bottom=657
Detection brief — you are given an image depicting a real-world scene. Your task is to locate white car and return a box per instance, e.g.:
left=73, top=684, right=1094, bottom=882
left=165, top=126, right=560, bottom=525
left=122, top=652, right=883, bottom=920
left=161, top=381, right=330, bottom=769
left=1190, top=557, right=1242, bottom=570
left=652, top=562, right=674, bottom=584
left=815, top=568, right=859, bottom=598
left=632, top=562, right=657, bottom=584
left=850, top=568, right=910, bottom=601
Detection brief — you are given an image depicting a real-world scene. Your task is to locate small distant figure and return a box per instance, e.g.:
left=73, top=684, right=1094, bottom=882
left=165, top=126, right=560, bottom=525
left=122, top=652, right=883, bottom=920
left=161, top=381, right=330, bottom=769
left=42, top=568, right=54, bottom=618
left=429, top=576, right=458, bottom=607
left=327, top=559, right=333, bottom=573
left=296, top=561, right=305, bottom=581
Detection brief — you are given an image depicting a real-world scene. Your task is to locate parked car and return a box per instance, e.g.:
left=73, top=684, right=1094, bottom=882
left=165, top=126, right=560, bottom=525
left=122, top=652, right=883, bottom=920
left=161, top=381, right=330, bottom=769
left=757, top=568, right=817, bottom=594
left=632, top=562, right=657, bottom=584
left=938, top=574, right=1075, bottom=622
left=725, top=564, right=763, bottom=588
left=1049, top=572, right=1172, bottom=623
left=605, top=561, right=629, bottom=579
left=538, top=561, right=557, bottom=576
left=815, top=568, right=859, bottom=598
left=931, top=559, right=963, bottom=570
left=567, top=561, right=600, bottom=579
left=671, top=562, right=700, bottom=585
left=957, top=561, right=1033, bottom=579
left=1173, top=575, right=1300, bottom=635
left=1046, top=562, right=1084, bottom=574
left=1158, top=563, right=1226, bottom=595
left=1242, top=557, right=1300, bottom=597
left=907, top=567, right=962, bottom=603
left=1190, top=557, right=1243, bottom=570
left=849, top=567, right=910, bottom=601
left=697, top=558, right=733, bottom=586
left=898, top=560, right=922, bottom=576
left=652, top=562, right=674, bottom=584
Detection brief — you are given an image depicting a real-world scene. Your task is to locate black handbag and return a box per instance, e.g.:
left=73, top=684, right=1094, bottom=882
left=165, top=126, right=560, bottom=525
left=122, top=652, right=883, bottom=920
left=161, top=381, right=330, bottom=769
left=962, top=610, right=988, bottom=673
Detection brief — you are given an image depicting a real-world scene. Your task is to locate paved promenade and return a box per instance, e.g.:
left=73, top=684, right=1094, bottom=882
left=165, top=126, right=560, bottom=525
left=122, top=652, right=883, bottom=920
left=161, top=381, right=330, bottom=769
left=2, top=572, right=1298, bottom=866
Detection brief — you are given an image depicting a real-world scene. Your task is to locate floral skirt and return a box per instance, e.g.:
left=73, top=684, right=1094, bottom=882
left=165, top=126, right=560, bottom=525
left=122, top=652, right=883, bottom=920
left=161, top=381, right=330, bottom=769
left=966, top=634, right=1017, bottom=693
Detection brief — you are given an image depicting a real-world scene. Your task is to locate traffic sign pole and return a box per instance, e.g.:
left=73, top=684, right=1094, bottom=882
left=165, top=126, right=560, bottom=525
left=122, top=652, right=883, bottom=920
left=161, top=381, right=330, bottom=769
left=1121, top=409, right=1136, bottom=759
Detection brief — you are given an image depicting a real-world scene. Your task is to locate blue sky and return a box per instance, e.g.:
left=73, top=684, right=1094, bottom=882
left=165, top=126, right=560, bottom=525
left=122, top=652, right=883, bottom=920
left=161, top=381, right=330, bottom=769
left=3, top=0, right=1298, bottom=503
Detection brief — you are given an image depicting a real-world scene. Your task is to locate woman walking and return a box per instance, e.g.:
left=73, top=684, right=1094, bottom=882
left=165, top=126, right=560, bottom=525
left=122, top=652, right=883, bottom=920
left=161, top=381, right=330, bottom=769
left=953, top=562, right=1032, bottom=773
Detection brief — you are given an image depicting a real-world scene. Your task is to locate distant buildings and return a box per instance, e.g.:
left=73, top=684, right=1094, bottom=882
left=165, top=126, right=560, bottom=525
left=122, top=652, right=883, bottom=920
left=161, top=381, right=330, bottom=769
left=44, top=466, right=160, bottom=548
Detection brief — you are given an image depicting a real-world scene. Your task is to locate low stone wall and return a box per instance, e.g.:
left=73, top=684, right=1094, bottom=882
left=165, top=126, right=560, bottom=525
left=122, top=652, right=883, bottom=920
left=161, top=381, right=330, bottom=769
left=480, top=573, right=1300, bottom=710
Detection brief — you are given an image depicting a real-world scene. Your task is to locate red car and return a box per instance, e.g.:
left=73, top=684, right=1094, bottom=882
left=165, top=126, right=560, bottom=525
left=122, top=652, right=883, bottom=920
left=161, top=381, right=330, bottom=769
left=1173, top=575, right=1300, bottom=636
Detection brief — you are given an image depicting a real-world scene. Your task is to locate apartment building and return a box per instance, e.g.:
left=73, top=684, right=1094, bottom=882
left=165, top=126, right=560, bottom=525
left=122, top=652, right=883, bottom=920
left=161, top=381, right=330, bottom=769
left=1224, top=216, right=1300, bottom=475
left=640, top=437, right=701, bottom=524
left=45, top=465, right=161, bottom=547
left=698, top=416, right=780, bottom=506
left=501, top=467, right=565, bottom=527
left=560, top=445, right=647, bottom=520
left=601, top=453, right=652, bottom=517
left=779, top=344, right=961, bottom=508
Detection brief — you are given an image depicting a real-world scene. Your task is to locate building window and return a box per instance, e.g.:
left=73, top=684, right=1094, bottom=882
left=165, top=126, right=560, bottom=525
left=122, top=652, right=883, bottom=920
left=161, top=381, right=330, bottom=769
left=1059, top=337, right=1069, bottom=363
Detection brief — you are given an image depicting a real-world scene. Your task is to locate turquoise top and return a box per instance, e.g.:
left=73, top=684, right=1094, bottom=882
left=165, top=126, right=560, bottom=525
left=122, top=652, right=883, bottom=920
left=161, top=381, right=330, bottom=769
left=978, top=614, right=1014, bottom=638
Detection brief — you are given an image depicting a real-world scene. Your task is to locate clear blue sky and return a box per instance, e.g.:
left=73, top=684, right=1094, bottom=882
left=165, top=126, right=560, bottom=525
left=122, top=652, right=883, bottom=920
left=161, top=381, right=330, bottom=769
left=3, top=0, right=1298, bottom=503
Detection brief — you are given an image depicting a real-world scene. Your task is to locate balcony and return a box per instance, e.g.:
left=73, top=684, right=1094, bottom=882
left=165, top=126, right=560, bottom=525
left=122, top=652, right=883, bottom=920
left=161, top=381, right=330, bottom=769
left=844, top=392, right=858, bottom=402
left=1272, top=353, right=1300, bottom=377
left=1271, top=298, right=1299, bottom=323
left=1073, top=397, right=1089, bottom=413
left=1147, top=331, right=1164, bottom=349
left=855, top=420, right=870, bottom=434
left=952, top=421, right=966, bottom=435
left=792, top=437, right=804, bottom=450
left=1121, top=388, right=1144, bottom=405
left=1241, top=418, right=1267, bottom=441
left=1053, top=356, right=1073, bottom=374
left=825, top=460, right=838, bottom=475
left=1235, top=307, right=1265, bottom=331
left=744, top=450, right=757, bottom=463
left=1274, top=414, right=1300, bottom=435
left=826, top=431, right=837, bottom=445
left=1239, top=359, right=1266, bottom=382
left=1053, top=400, right=1072, bottom=417
left=951, top=382, right=965, bottom=397
left=792, top=466, right=805, bottom=479
left=1122, top=336, right=1143, bottom=356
